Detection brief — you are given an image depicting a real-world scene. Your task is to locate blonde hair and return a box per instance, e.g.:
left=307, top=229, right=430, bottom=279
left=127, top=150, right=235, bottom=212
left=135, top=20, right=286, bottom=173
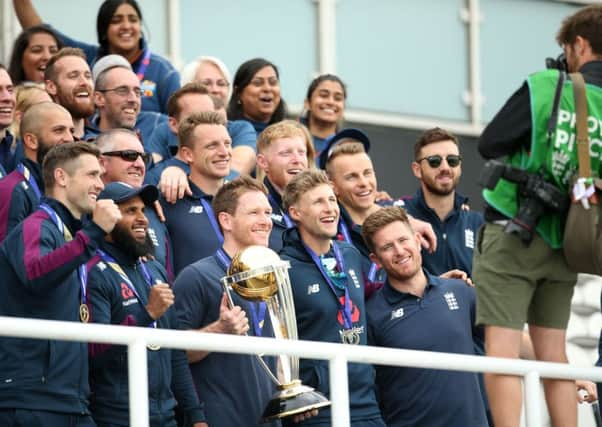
left=10, top=83, right=50, bottom=138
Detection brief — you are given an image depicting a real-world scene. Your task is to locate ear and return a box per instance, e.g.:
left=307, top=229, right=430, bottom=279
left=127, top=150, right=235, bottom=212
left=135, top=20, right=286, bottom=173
left=93, top=91, right=105, bottom=108
left=22, top=132, right=38, bottom=151
left=217, top=211, right=232, bottom=233
left=54, top=167, right=68, bottom=188
left=411, top=161, right=422, bottom=179
left=288, top=204, right=301, bottom=222
left=256, top=153, right=268, bottom=172
left=168, top=116, right=178, bottom=134
left=369, top=252, right=382, bottom=267
left=45, top=79, right=58, bottom=97
left=180, top=146, right=193, bottom=164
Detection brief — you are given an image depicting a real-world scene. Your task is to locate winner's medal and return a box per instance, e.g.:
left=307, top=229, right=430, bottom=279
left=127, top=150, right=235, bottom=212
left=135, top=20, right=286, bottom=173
left=340, top=328, right=360, bottom=345
left=79, top=304, right=90, bottom=323
left=147, top=325, right=161, bottom=351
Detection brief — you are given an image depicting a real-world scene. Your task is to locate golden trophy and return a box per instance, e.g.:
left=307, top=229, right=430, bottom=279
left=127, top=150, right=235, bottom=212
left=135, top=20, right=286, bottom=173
left=221, top=245, right=330, bottom=422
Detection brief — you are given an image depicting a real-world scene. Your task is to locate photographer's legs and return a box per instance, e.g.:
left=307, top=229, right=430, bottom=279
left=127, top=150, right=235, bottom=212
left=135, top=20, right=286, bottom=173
left=484, top=326, right=523, bottom=427
left=529, top=325, right=576, bottom=427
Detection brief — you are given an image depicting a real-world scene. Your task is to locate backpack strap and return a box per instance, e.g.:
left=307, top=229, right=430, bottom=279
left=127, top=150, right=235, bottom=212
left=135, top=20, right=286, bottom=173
left=570, top=72, right=591, bottom=178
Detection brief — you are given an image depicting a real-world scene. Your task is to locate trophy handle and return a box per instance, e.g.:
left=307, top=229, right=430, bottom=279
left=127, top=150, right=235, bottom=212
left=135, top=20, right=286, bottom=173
left=220, top=277, right=281, bottom=386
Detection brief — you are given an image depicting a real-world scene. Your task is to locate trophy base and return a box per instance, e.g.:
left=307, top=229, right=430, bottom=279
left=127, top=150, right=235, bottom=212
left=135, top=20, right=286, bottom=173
left=261, top=380, right=331, bottom=422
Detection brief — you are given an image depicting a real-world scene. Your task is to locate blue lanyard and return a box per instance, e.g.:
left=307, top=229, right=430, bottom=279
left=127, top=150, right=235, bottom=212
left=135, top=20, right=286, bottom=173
left=200, top=198, right=224, bottom=244
left=267, top=193, right=294, bottom=228
left=97, top=249, right=157, bottom=328
left=39, top=203, right=86, bottom=305
left=304, top=241, right=354, bottom=329
left=338, top=220, right=380, bottom=283
left=215, top=248, right=267, bottom=336
left=135, top=48, right=151, bottom=81
left=17, top=163, right=41, bottom=199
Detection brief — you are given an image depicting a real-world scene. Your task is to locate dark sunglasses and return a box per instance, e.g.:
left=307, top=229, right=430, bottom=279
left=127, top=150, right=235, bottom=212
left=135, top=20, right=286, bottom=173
left=102, top=150, right=151, bottom=165
left=417, top=154, right=462, bottom=168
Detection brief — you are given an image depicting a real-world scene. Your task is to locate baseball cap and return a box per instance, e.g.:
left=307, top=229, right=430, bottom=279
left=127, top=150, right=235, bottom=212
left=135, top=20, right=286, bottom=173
left=92, top=54, right=133, bottom=86
left=318, top=128, right=371, bottom=170
left=98, top=182, right=158, bottom=206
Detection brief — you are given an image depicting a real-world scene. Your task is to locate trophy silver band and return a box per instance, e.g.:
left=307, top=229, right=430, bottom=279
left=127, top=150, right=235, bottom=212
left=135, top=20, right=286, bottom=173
left=221, top=246, right=330, bottom=422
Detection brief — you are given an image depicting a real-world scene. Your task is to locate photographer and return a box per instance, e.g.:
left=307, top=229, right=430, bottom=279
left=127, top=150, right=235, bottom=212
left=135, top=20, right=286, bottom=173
left=473, top=5, right=602, bottom=427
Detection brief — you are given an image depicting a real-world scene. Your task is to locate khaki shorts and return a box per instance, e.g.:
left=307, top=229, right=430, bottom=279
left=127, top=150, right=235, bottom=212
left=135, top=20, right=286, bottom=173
left=473, top=223, right=577, bottom=330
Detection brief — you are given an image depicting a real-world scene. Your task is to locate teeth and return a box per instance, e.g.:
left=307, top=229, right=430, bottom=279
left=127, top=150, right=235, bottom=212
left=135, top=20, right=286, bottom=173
left=0, top=108, right=12, bottom=113
left=288, top=169, right=301, bottom=174
left=358, top=191, right=371, bottom=196
left=124, top=109, right=135, bottom=114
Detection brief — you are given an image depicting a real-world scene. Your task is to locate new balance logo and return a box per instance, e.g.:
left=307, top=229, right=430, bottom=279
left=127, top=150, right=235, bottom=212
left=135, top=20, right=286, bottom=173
left=349, top=269, right=360, bottom=288
left=465, top=229, right=475, bottom=249
left=189, top=206, right=204, bottom=214
left=391, top=308, right=404, bottom=319
left=444, top=292, right=459, bottom=310
left=307, top=284, right=320, bottom=295
left=148, top=228, right=159, bottom=247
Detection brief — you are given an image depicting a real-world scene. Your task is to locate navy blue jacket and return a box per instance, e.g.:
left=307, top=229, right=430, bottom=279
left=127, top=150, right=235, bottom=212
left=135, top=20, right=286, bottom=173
left=404, top=189, right=484, bottom=276
left=54, top=28, right=180, bottom=114
left=0, top=131, right=14, bottom=173
left=367, top=273, right=487, bottom=427
left=145, top=207, right=174, bottom=282
left=0, top=198, right=105, bottom=414
left=173, top=251, right=279, bottom=427
left=161, top=180, right=223, bottom=274
left=279, top=228, right=384, bottom=425
left=265, top=177, right=292, bottom=252
left=86, top=242, right=205, bottom=426
left=0, top=160, right=6, bottom=179
left=0, top=159, right=43, bottom=242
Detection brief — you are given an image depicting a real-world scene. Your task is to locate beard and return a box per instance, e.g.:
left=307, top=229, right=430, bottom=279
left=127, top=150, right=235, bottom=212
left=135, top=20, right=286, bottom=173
left=423, top=172, right=459, bottom=197
left=36, top=140, right=55, bottom=165
left=55, top=89, right=95, bottom=119
left=111, top=222, right=155, bottom=258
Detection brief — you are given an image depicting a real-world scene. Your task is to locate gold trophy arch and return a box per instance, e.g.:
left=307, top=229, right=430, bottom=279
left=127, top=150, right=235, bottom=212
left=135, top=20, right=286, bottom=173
left=221, top=245, right=330, bottom=422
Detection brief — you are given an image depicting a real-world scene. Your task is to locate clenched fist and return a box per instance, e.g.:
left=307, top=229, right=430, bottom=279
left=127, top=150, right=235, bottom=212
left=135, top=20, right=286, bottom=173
left=217, top=292, right=249, bottom=335
left=145, top=283, right=175, bottom=320
left=92, top=199, right=122, bottom=233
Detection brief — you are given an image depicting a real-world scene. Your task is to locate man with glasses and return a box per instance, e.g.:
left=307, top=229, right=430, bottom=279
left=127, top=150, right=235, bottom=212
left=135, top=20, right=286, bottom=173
left=96, top=128, right=174, bottom=280
left=85, top=55, right=166, bottom=145
left=0, top=102, right=74, bottom=242
left=404, top=127, right=483, bottom=277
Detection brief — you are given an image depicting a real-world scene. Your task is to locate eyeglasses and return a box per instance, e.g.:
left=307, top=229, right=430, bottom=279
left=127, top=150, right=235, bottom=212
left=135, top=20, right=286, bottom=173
left=102, top=150, right=151, bottom=165
left=417, top=154, right=462, bottom=168
left=97, top=86, right=142, bottom=97
left=199, top=79, right=229, bottom=88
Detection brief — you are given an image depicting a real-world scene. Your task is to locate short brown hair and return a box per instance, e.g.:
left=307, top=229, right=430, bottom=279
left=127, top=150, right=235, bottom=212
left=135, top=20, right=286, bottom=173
left=212, top=176, right=268, bottom=232
left=20, top=102, right=69, bottom=140
left=362, top=206, right=411, bottom=253
left=44, top=47, right=87, bottom=82
left=556, top=5, right=602, bottom=55
left=42, top=141, right=100, bottom=190
left=324, top=141, right=367, bottom=176
left=166, top=82, right=211, bottom=119
left=413, top=127, right=459, bottom=161
left=282, top=169, right=330, bottom=213
left=178, top=111, right=227, bottom=149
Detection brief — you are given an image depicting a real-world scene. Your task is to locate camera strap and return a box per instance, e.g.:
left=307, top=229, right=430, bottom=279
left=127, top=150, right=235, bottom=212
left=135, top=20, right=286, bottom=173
left=546, top=70, right=567, bottom=147
left=571, top=72, right=591, bottom=178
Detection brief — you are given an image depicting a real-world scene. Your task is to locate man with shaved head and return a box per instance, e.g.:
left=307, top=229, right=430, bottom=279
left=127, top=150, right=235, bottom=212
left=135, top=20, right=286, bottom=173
left=44, top=47, right=95, bottom=140
left=0, top=101, right=74, bottom=241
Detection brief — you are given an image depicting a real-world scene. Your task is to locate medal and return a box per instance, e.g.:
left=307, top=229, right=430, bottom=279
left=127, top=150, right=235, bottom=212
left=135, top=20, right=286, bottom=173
left=147, top=324, right=160, bottom=350
left=339, top=328, right=360, bottom=345
left=79, top=304, right=90, bottom=323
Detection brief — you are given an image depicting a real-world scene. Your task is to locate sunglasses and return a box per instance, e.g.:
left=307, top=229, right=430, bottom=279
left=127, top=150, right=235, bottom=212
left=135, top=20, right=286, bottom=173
left=102, top=150, right=151, bottom=165
left=417, top=154, right=462, bottom=168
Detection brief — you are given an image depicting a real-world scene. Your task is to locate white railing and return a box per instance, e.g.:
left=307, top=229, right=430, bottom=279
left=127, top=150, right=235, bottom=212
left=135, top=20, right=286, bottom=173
left=0, top=316, right=601, bottom=427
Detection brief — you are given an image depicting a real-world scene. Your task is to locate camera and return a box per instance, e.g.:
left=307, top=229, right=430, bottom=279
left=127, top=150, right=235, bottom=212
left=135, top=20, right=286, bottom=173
left=546, top=53, right=568, bottom=72
left=479, top=160, right=569, bottom=244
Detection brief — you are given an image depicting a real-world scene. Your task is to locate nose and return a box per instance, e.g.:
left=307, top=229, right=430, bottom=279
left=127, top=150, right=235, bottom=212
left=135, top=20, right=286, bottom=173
left=40, top=47, right=52, bottom=61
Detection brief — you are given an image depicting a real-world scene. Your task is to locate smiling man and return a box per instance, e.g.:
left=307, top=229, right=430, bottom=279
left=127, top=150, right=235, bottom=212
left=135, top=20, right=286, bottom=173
left=85, top=55, right=166, bottom=144
left=86, top=181, right=207, bottom=427
left=255, top=120, right=315, bottom=251
left=0, top=101, right=74, bottom=242
left=0, top=141, right=121, bottom=427
left=161, top=111, right=232, bottom=274
left=279, top=169, right=385, bottom=427
left=0, top=64, right=16, bottom=174
left=44, top=47, right=95, bottom=140
left=173, top=175, right=280, bottom=427
left=362, top=206, right=487, bottom=427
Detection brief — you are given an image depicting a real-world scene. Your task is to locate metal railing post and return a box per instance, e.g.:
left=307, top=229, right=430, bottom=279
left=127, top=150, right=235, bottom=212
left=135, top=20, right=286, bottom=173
left=128, top=339, right=149, bottom=427
left=524, top=370, right=542, bottom=427
left=329, top=354, right=350, bottom=427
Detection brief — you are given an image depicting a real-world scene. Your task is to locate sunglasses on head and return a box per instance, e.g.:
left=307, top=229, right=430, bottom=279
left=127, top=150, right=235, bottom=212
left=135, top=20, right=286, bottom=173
left=102, top=150, right=151, bottom=165
left=417, top=154, right=462, bottom=168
